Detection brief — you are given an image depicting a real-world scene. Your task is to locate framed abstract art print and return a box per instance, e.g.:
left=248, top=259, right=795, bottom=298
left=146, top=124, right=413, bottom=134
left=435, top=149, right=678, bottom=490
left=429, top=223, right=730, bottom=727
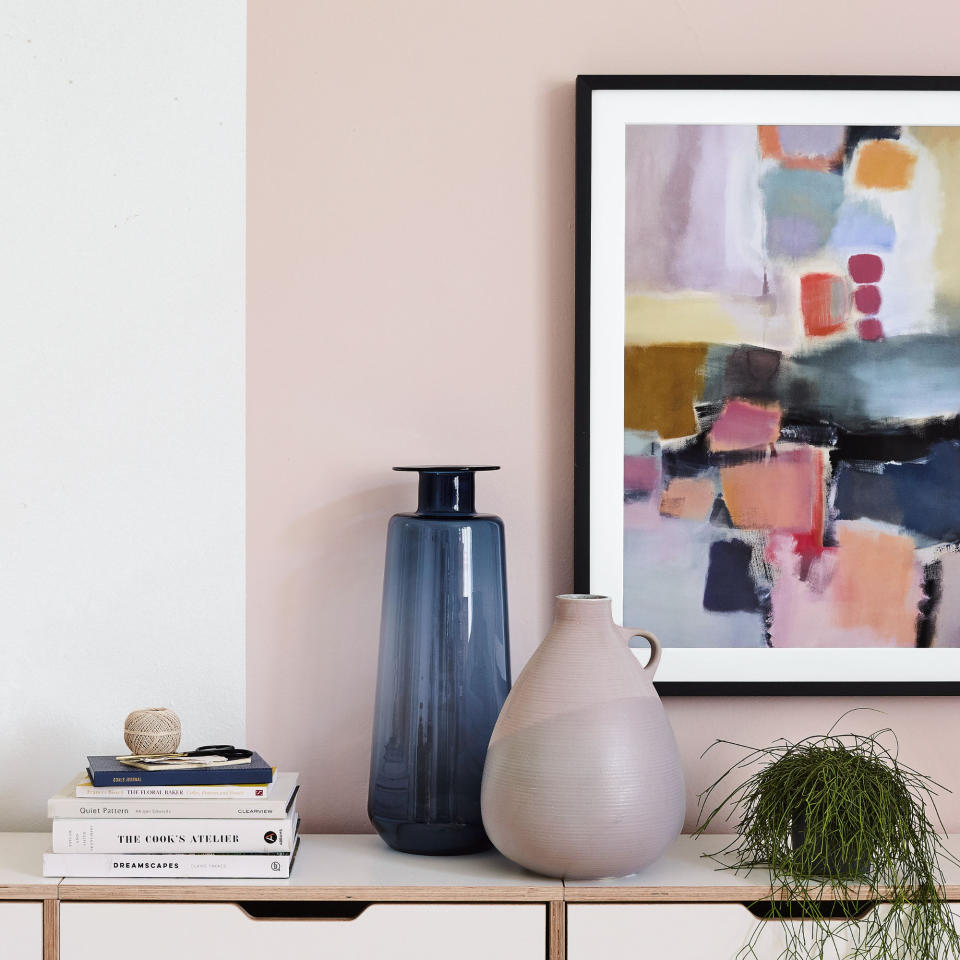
left=575, top=76, right=960, bottom=693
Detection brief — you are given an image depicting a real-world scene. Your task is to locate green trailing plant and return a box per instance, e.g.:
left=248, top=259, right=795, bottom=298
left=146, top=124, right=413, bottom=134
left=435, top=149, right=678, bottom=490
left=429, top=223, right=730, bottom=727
left=695, top=715, right=960, bottom=960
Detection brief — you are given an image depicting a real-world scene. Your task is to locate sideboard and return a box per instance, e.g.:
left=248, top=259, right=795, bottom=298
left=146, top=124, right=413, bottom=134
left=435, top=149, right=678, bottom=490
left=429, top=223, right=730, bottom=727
left=4, top=833, right=960, bottom=960
left=0, top=834, right=60, bottom=960
left=566, top=835, right=960, bottom=960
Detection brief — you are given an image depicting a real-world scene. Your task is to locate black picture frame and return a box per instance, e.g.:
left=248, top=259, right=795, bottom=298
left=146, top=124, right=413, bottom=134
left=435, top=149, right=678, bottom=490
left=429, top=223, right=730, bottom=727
left=574, top=75, right=960, bottom=696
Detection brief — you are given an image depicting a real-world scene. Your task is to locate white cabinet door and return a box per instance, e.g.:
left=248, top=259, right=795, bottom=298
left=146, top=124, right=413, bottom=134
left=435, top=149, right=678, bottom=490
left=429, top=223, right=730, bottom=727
left=568, top=903, right=889, bottom=960
left=0, top=902, right=43, bottom=960
left=61, top=901, right=545, bottom=960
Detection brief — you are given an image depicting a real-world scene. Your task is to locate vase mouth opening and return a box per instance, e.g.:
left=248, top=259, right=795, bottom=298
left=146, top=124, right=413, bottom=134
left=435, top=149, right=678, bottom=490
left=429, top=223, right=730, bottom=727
left=554, top=594, right=613, bottom=621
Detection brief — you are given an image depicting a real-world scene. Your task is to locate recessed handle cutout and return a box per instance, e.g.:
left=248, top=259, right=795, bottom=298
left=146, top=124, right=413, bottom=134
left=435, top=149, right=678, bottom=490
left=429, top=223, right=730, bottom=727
left=236, top=901, right=372, bottom=921
left=744, top=900, right=877, bottom=921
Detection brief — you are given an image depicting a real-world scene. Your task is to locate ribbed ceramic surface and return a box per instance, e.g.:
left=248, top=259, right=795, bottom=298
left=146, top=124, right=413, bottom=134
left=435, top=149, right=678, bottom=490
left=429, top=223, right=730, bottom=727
left=480, top=595, right=685, bottom=879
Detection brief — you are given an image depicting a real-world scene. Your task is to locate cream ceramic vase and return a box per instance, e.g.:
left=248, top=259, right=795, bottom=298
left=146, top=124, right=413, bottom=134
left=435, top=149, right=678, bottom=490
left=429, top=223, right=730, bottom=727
left=480, top=594, right=685, bottom=879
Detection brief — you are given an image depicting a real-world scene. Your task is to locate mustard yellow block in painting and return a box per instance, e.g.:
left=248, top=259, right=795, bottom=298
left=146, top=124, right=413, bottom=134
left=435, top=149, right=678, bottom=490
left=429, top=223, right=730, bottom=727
left=624, top=343, right=707, bottom=440
left=854, top=140, right=917, bottom=190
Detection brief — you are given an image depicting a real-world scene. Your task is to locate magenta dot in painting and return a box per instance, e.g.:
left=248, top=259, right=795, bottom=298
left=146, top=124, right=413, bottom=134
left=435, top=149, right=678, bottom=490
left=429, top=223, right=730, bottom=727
left=858, top=318, right=884, bottom=341
left=848, top=253, right=883, bottom=283
left=854, top=285, right=882, bottom=314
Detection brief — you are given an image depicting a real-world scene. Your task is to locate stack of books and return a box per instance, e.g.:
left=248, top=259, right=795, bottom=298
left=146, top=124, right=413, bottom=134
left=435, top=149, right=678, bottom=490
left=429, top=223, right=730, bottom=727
left=43, top=752, right=300, bottom=878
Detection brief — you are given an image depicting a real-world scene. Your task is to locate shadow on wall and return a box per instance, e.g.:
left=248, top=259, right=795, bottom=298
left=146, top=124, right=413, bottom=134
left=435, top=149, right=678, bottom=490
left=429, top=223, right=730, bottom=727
left=273, top=482, right=409, bottom=833
left=665, top=696, right=960, bottom=833
left=537, top=81, right=577, bottom=612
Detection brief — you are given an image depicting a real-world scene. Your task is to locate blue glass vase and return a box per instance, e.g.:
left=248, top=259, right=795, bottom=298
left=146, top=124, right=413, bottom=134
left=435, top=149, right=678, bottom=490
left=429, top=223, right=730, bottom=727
left=368, top=466, right=511, bottom=855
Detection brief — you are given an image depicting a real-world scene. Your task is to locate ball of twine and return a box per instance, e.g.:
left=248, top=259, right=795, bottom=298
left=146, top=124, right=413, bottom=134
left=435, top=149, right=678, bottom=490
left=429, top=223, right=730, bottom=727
left=124, top=707, right=181, bottom=755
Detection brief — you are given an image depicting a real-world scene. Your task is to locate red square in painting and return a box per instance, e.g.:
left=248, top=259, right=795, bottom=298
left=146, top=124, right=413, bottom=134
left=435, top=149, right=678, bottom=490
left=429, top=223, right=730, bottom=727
left=858, top=318, right=884, bottom=341
left=854, top=284, right=882, bottom=314
left=848, top=253, right=883, bottom=283
left=800, top=273, right=846, bottom=337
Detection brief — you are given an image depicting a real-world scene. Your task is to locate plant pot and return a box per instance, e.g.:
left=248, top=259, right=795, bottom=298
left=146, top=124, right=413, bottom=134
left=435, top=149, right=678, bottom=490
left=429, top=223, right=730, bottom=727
left=790, top=809, right=872, bottom=878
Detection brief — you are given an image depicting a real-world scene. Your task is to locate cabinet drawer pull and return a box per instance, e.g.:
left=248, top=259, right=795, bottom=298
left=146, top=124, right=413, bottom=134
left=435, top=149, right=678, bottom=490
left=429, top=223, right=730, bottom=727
left=235, top=901, right=372, bottom=921
left=744, top=900, right=876, bottom=921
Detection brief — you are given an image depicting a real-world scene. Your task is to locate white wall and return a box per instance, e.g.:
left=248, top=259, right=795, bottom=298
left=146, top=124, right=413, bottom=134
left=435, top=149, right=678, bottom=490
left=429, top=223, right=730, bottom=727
left=0, top=1, right=246, bottom=829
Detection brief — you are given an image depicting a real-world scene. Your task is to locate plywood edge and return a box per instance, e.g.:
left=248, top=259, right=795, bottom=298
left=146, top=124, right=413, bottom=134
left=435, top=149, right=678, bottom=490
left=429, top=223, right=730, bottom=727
left=562, top=884, right=960, bottom=902
left=0, top=884, right=61, bottom=900
left=43, top=898, right=59, bottom=960
left=56, top=883, right=564, bottom=902
left=548, top=900, right=566, bottom=960
left=563, top=884, right=777, bottom=902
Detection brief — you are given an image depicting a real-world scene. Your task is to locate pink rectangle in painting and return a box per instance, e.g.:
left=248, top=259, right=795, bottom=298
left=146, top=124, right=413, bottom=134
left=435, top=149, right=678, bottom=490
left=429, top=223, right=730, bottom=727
left=720, top=445, right=820, bottom=533
left=708, top=399, right=781, bottom=451
left=768, top=521, right=922, bottom=648
left=624, top=455, right=660, bottom=496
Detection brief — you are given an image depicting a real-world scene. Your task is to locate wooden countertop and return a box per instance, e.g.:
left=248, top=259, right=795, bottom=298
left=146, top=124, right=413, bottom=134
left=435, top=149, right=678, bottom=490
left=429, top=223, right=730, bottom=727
left=0, top=833, right=61, bottom=899
left=563, top=834, right=960, bottom=902
left=5, top=832, right=960, bottom=903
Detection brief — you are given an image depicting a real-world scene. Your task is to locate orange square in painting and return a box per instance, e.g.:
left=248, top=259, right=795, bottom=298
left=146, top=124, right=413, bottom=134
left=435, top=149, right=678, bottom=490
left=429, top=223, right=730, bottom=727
left=757, top=125, right=783, bottom=160
left=659, top=476, right=715, bottom=520
left=720, top=446, right=822, bottom=533
left=853, top=140, right=917, bottom=190
left=800, top=273, right=846, bottom=337
left=756, top=125, right=839, bottom=171
left=829, top=522, right=918, bottom=645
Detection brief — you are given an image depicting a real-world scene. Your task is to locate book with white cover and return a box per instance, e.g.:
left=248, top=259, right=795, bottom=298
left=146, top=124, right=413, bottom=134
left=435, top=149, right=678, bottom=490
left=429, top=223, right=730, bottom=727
left=50, top=773, right=299, bottom=819
left=52, top=811, right=299, bottom=854
left=74, top=771, right=280, bottom=799
left=43, top=837, right=300, bottom=878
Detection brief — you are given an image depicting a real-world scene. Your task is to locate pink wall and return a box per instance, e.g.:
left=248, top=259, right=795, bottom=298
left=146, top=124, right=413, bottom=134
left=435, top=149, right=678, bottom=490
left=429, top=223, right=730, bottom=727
left=248, top=0, right=960, bottom=834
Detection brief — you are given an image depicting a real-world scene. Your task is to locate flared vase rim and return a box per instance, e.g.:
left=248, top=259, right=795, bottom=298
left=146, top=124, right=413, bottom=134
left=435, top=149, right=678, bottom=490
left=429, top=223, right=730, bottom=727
left=394, top=465, right=500, bottom=473
left=556, top=593, right=611, bottom=602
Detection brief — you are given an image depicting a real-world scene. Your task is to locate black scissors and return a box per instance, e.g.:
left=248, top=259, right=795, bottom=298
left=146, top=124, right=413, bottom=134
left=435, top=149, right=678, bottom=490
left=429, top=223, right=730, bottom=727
left=116, top=744, right=253, bottom=764
left=187, top=744, right=253, bottom=761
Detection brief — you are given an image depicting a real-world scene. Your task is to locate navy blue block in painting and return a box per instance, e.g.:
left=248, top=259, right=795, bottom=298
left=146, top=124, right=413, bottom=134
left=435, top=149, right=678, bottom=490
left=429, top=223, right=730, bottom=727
left=368, top=467, right=510, bottom=856
left=703, top=539, right=760, bottom=613
left=834, top=440, right=960, bottom=544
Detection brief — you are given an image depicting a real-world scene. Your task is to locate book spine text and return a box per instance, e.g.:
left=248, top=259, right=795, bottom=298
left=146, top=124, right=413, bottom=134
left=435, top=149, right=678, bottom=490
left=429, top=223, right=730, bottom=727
left=75, top=784, right=270, bottom=799
left=43, top=850, right=293, bottom=879
left=52, top=815, right=296, bottom=854
left=49, top=798, right=291, bottom=819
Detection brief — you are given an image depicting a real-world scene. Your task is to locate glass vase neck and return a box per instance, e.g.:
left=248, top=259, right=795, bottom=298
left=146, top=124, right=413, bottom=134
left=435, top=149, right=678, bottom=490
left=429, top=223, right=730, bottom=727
left=418, top=471, right=476, bottom=515
left=394, top=465, right=499, bottom=517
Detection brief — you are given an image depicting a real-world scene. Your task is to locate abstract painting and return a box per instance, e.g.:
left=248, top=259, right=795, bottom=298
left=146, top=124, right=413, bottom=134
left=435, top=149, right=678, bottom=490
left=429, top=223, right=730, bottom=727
left=577, top=78, right=960, bottom=689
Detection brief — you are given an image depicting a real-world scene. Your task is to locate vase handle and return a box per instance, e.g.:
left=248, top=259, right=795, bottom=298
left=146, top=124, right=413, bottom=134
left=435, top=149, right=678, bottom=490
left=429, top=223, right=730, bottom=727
left=621, top=628, right=661, bottom=678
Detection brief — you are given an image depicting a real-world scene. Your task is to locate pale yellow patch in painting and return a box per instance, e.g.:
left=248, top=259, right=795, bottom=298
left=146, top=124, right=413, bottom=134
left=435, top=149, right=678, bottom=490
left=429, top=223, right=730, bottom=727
left=914, top=127, right=960, bottom=304
left=659, top=476, right=715, bottom=520
left=625, top=294, right=772, bottom=346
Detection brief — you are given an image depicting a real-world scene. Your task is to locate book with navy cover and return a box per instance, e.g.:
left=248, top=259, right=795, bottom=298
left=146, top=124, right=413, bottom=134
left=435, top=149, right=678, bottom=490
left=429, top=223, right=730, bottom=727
left=87, top=752, right=274, bottom=787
